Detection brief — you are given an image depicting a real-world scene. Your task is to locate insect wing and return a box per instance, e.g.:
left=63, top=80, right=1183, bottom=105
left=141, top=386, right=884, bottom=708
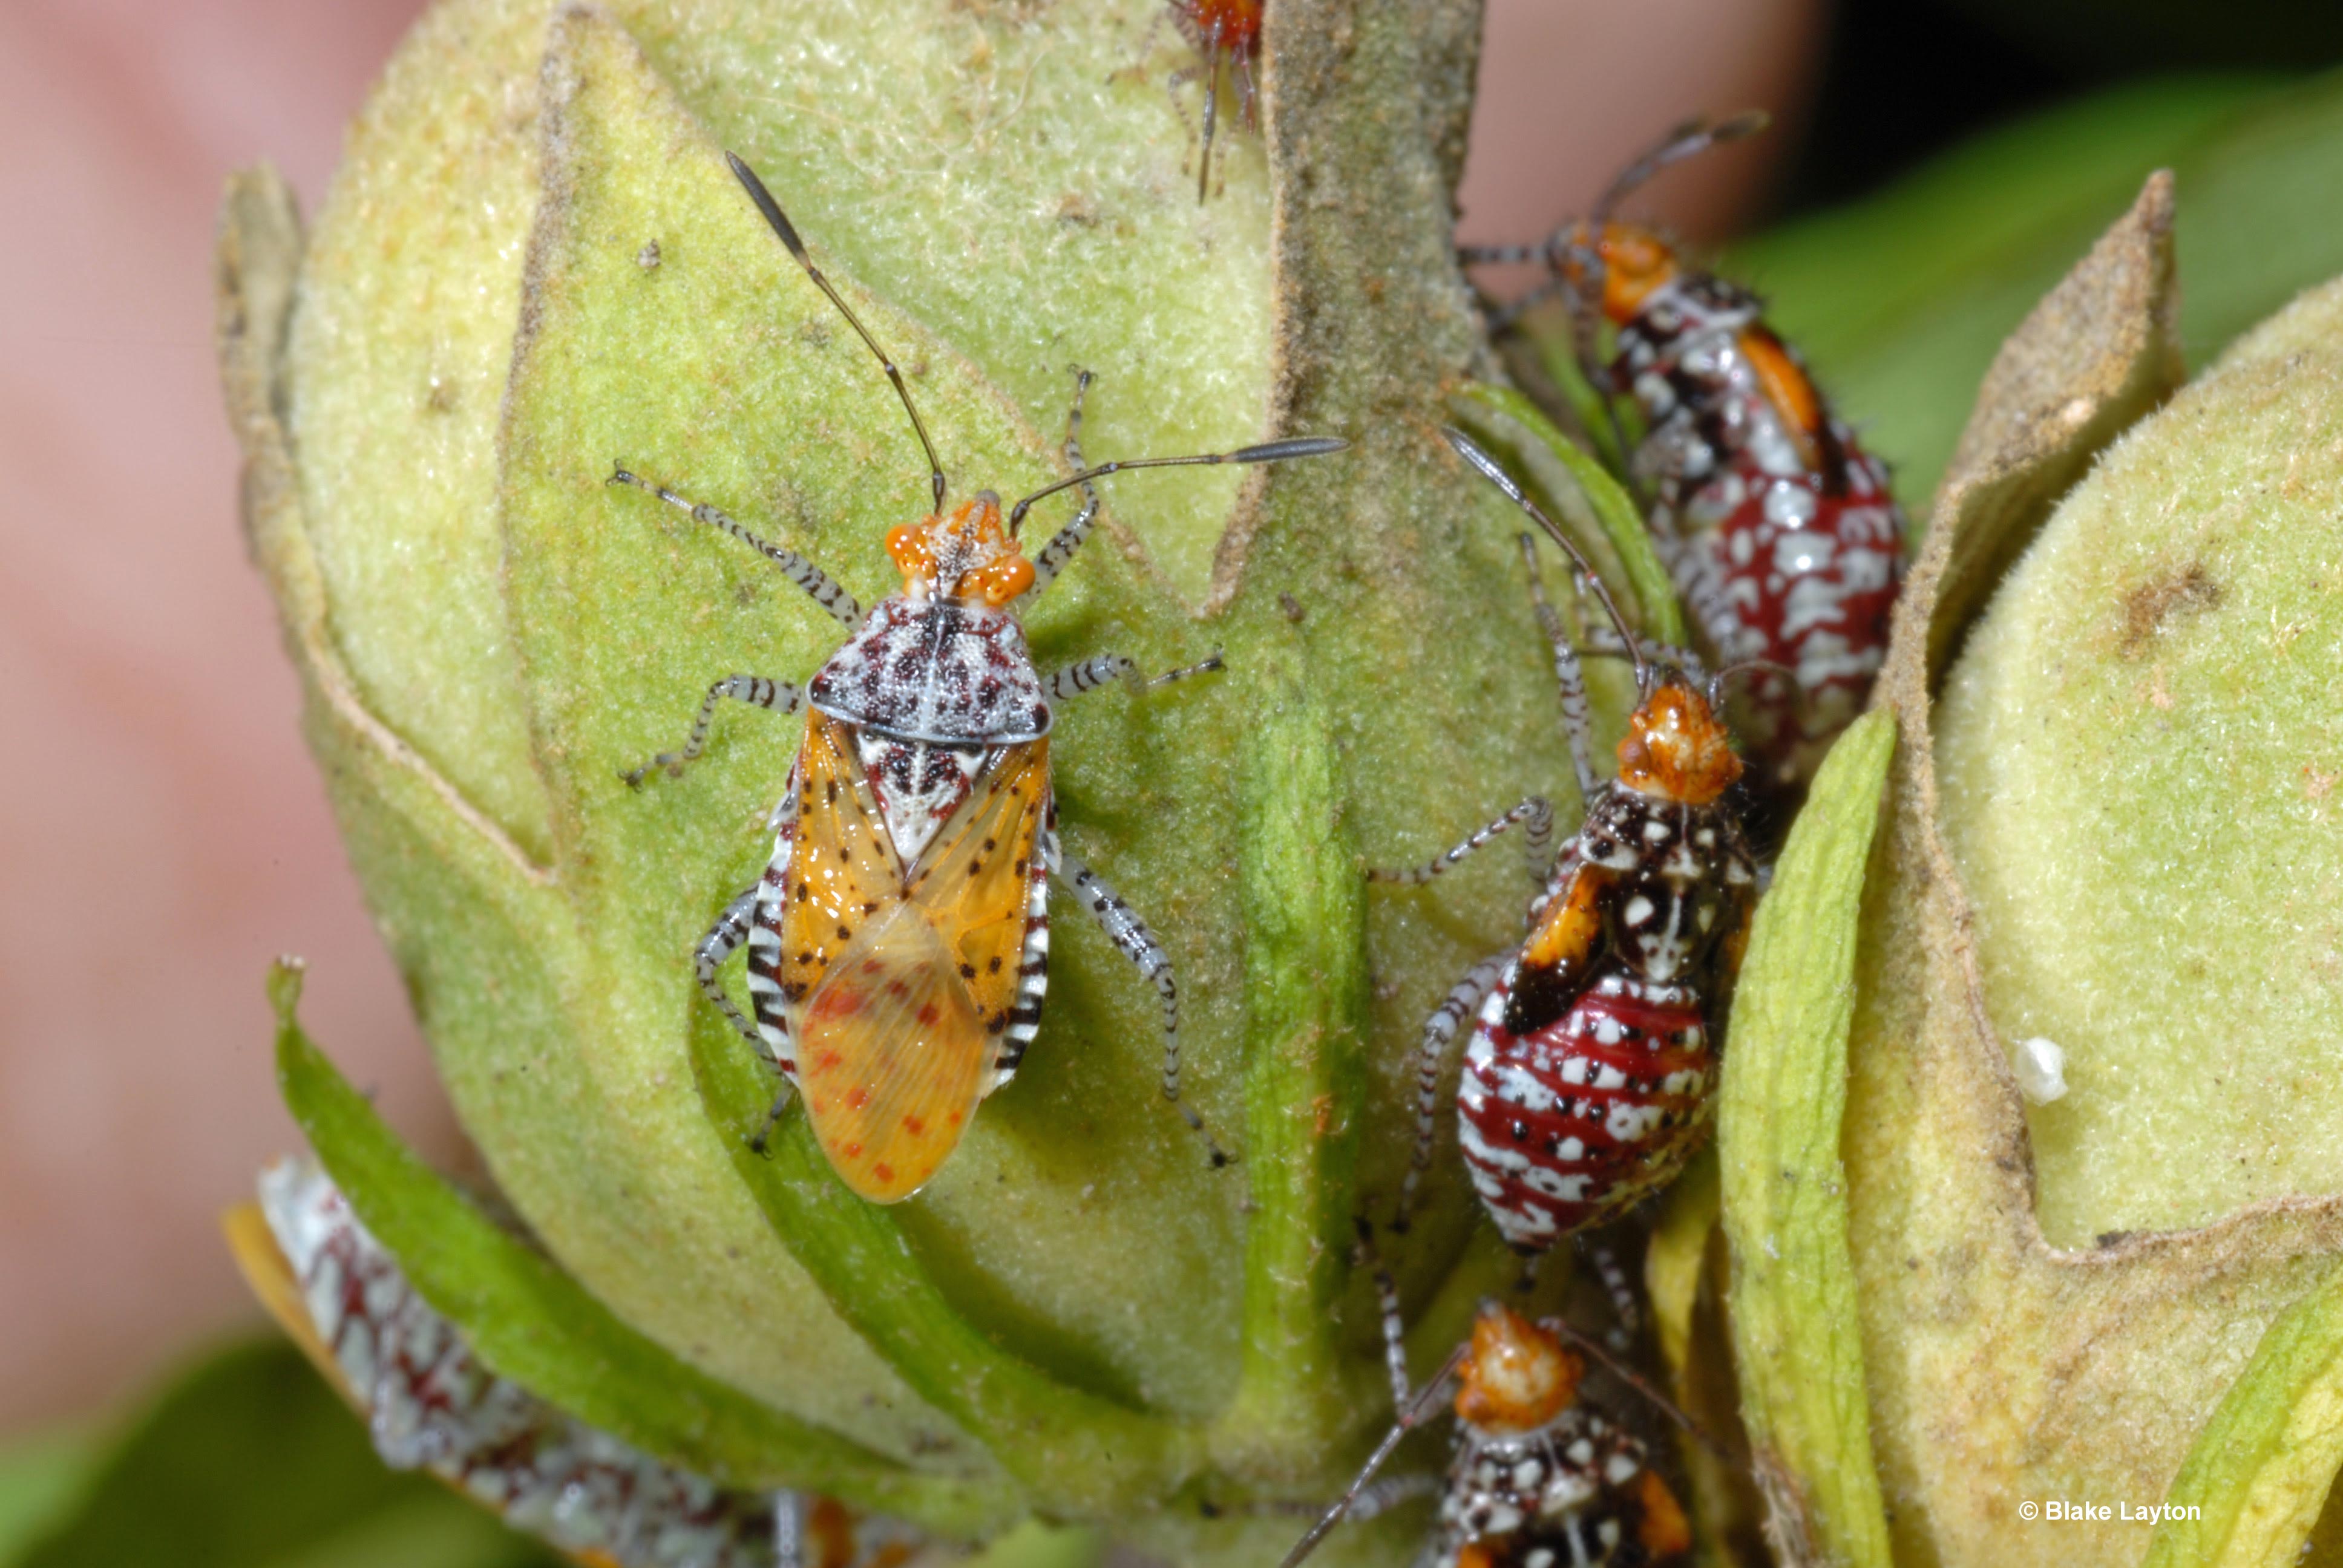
left=1510, top=854, right=1611, bottom=1026
left=793, top=738, right=1050, bottom=1203
left=779, top=716, right=908, bottom=1014
left=905, top=739, right=1051, bottom=1040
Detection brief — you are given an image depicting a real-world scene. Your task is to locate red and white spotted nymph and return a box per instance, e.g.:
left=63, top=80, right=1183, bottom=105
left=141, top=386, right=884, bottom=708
left=1280, top=1295, right=1692, bottom=1568
left=1462, top=114, right=1904, bottom=830
left=1374, top=431, right=1756, bottom=1256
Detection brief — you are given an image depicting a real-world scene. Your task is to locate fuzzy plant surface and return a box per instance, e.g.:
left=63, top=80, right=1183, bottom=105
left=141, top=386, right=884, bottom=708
left=218, top=1, right=1624, bottom=1562
left=215, top=3, right=2343, bottom=1566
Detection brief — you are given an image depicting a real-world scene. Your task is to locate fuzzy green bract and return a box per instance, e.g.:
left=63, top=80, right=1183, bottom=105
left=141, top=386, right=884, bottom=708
left=228, top=0, right=1613, bottom=1558
left=1717, top=711, right=1896, bottom=1568
left=222, top=1, right=2343, bottom=1561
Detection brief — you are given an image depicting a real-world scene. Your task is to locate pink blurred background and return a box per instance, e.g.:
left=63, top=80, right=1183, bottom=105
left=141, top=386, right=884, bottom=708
left=0, top=0, right=1818, bottom=1439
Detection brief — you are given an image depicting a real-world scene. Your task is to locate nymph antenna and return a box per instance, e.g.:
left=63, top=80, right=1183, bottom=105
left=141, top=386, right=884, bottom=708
left=1006, top=436, right=1348, bottom=536
left=1440, top=427, right=1649, bottom=694
left=1590, top=109, right=1771, bottom=227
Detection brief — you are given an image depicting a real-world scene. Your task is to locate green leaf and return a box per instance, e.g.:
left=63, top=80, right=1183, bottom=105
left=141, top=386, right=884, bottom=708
left=0, top=1430, right=92, bottom=1564
left=1719, top=710, right=1898, bottom=1567
left=270, top=961, right=1011, bottom=1536
left=1449, top=382, right=1688, bottom=650
left=7, top=1337, right=559, bottom=1568
left=686, top=1011, right=1203, bottom=1517
left=2144, top=1264, right=2343, bottom=1567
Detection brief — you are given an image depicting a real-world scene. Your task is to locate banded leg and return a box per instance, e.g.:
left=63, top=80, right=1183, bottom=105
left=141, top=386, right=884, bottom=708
left=621, top=675, right=802, bottom=787
left=1578, top=1234, right=1641, bottom=1351
left=695, top=884, right=777, bottom=1071
left=1360, top=1218, right=1415, bottom=1410
left=773, top=1492, right=803, bottom=1568
left=1518, top=534, right=1598, bottom=806
left=1368, top=797, right=1554, bottom=891
left=1025, top=368, right=1103, bottom=598
left=1279, top=1235, right=1471, bottom=1568
left=1391, top=953, right=1508, bottom=1235
left=1052, top=844, right=1228, bottom=1168
left=1044, top=650, right=1225, bottom=703
left=608, top=466, right=862, bottom=629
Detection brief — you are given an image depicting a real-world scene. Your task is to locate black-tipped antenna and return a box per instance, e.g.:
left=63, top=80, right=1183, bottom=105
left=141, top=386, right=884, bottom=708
left=1006, top=436, right=1348, bottom=536
left=1590, top=109, right=1771, bottom=227
left=1440, top=428, right=1648, bottom=693
left=1275, top=1339, right=1472, bottom=1568
left=725, top=151, right=949, bottom=514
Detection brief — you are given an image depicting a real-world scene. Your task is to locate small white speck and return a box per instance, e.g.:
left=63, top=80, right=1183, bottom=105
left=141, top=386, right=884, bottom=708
left=2014, top=1037, right=2069, bottom=1103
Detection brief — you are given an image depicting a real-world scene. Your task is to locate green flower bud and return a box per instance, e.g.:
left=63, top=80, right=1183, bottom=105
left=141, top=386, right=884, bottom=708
left=218, top=1, right=1617, bottom=1558
left=1755, top=172, right=2343, bottom=1567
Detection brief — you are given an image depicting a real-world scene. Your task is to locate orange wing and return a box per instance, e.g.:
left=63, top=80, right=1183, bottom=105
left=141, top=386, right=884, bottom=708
left=1738, top=327, right=1825, bottom=472
left=1520, top=857, right=1612, bottom=982
left=905, top=739, right=1050, bottom=1038
left=796, top=907, right=989, bottom=1202
left=794, top=739, right=1050, bottom=1203
left=779, top=716, right=907, bottom=1016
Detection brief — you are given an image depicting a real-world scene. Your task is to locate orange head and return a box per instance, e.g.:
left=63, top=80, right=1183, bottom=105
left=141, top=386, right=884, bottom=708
left=885, top=491, right=1034, bottom=609
left=1616, top=673, right=1742, bottom=805
left=1453, top=1302, right=1585, bottom=1434
left=1556, top=221, right=1680, bottom=324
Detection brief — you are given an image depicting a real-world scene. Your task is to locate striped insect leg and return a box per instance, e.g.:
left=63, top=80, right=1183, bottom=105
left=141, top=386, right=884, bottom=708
left=609, top=466, right=863, bottom=628
left=1517, top=534, right=1597, bottom=807
left=697, top=881, right=776, bottom=1067
left=1052, top=841, right=1228, bottom=1167
left=1369, top=798, right=1555, bottom=893
left=1460, top=975, right=1715, bottom=1252
left=1045, top=650, right=1225, bottom=702
left=1392, top=953, right=1510, bottom=1235
left=623, top=673, right=803, bottom=787
left=1024, top=368, right=1100, bottom=598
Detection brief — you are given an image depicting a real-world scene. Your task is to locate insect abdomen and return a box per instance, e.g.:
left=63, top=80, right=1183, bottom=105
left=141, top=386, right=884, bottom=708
left=1620, top=280, right=1905, bottom=809
left=1459, top=973, right=1714, bottom=1251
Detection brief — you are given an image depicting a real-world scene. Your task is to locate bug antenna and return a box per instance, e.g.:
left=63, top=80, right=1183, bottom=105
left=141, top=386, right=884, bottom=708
left=1591, top=109, right=1772, bottom=228
left=1006, top=435, right=1347, bottom=536
left=1276, top=1340, right=1471, bottom=1568
left=1440, top=428, right=1649, bottom=694
left=725, top=151, right=949, bottom=514
left=1198, top=19, right=1223, bottom=203
left=1705, top=657, right=1797, bottom=712
left=1540, top=1315, right=1737, bottom=1465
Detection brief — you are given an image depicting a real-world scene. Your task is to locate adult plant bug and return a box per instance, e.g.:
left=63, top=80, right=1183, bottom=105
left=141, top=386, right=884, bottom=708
left=615, top=151, right=1344, bottom=1203
left=1277, top=1265, right=1693, bottom=1568
left=1373, top=430, right=1757, bottom=1256
left=1462, top=114, right=1904, bottom=831
left=1168, top=0, right=1263, bottom=201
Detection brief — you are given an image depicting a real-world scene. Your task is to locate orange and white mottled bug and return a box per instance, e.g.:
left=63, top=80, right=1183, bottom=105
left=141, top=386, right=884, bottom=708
left=615, top=153, right=1343, bottom=1203
left=1462, top=115, right=1905, bottom=831
left=244, top=1160, right=933, bottom=1568
left=1279, top=1280, right=1693, bottom=1568
left=1374, top=431, right=1757, bottom=1256
left=1168, top=0, right=1263, bottom=201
